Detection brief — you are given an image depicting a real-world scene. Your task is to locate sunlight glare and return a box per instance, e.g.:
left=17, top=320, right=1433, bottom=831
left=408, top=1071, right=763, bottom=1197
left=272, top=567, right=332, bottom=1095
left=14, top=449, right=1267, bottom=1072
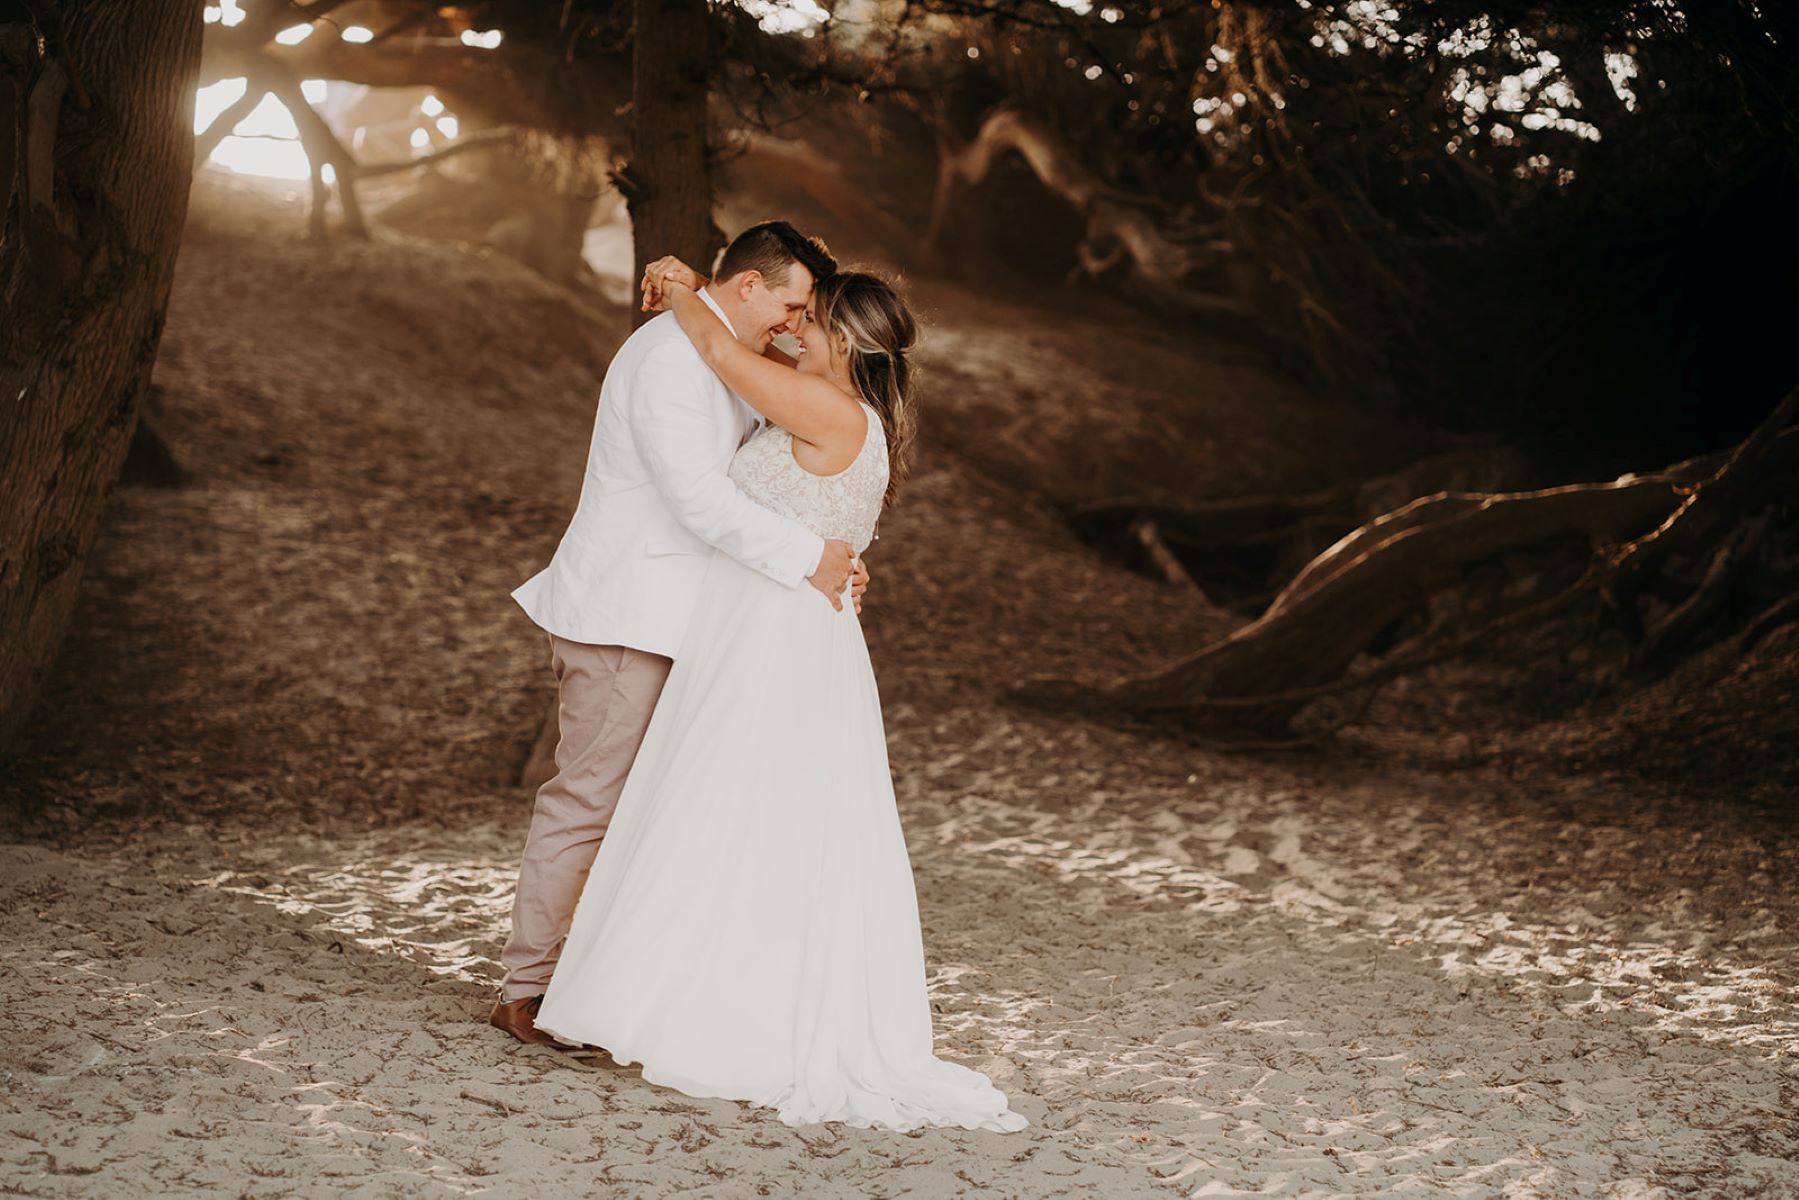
left=458, top=29, right=503, bottom=49
left=1605, top=50, right=1641, bottom=112
left=237, top=93, right=300, bottom=140
left=207, top=138, right=311, bottom=181
left=194, top=77, right=249, bottom=134
left=195, top=84, right=312, bottom=181
left=733, top=0, right=830, bottom=35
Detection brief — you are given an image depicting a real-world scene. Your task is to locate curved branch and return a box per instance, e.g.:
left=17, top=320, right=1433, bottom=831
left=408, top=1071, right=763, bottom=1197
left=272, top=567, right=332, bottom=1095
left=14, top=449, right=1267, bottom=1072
left=356, top=126, right=519, bottom=179
left=927, top=107, right=1211, bottom=285
left=193, top=79, right=264, bottom=168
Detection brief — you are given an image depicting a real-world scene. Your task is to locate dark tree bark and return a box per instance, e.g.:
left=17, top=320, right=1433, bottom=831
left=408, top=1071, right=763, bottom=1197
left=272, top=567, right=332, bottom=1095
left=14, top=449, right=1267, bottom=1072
left=520, top=0, right=723, bottom=785
left=0, top=0, right=203, bottom=755
left=625, top=0, right=720, bottom=328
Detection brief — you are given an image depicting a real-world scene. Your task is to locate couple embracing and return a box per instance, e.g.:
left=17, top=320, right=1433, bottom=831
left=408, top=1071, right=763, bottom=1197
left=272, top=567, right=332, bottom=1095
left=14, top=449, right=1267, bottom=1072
left=494, top=221, right=1027, bottom=1134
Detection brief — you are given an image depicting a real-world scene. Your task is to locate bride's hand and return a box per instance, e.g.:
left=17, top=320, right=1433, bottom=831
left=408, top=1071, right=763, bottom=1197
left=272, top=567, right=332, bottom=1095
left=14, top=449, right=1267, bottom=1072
left=640, top=255, right=706, bottom=312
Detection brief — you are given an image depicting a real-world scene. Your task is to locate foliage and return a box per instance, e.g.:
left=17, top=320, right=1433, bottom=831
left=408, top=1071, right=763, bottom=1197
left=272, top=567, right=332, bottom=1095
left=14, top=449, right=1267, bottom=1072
left=842, top=0, right=1797, bottom=447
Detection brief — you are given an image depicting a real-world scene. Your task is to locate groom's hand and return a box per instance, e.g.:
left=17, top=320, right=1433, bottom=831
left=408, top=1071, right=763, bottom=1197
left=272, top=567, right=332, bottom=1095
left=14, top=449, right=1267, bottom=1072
left=850, top=556, right=870, bottom=615
left=808, top=539, right=855, bottom=611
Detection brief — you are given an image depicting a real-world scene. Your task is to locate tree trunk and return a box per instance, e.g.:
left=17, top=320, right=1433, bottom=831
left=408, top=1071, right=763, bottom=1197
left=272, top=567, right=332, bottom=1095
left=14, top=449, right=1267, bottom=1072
left=625, top=0, right=720, bottom=328
left=518, top=0, right=720, bottom=786
left=0, top=0, right=203, bottom=755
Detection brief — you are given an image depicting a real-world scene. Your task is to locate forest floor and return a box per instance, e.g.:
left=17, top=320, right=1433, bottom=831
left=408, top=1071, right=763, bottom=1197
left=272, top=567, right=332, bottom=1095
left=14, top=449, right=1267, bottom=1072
left=1, top=171, right=1795, bottom=1198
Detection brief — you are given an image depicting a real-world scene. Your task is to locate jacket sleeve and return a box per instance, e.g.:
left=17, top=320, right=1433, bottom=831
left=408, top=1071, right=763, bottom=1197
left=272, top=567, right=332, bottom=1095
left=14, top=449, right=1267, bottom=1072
left=631, top=342, right=826, bottom=588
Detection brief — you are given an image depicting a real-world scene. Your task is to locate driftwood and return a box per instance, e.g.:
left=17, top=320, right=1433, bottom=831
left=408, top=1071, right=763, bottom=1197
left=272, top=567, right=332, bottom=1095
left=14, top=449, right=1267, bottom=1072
left=1014, top=403, right=1799, bottom=738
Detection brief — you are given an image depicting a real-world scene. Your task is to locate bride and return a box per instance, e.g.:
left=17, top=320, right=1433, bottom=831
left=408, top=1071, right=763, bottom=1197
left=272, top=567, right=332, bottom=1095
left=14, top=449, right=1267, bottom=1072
left=533, top=256, right=1028, bottom=1134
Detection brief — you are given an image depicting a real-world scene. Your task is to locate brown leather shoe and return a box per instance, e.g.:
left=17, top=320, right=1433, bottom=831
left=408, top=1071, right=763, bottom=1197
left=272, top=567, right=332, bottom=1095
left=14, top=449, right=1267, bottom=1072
left=489, top=993, right=560, bottom=1046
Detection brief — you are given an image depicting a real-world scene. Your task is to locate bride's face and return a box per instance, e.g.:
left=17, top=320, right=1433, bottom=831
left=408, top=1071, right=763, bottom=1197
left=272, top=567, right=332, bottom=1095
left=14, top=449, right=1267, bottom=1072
left=792, top=305, right=846, bottom=380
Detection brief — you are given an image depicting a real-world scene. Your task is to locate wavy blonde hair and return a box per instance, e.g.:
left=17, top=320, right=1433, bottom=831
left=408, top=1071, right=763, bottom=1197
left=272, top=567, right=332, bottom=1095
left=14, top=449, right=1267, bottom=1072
left=811, top=269, right=918, bottom=508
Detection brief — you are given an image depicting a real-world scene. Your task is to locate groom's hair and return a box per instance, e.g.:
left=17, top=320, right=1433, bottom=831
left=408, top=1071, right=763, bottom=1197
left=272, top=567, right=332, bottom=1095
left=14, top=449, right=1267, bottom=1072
left=715, top=221, right=837, bottom=289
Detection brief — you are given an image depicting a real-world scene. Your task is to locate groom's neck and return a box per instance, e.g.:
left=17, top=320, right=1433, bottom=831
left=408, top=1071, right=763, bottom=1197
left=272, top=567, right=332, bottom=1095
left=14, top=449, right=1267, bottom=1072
left=702, top=281, right=751, bottom=345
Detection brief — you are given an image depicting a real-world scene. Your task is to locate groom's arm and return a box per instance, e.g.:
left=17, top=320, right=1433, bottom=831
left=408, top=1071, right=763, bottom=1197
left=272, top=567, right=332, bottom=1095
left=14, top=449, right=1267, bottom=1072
left=633, top=343, right=826, bottom=588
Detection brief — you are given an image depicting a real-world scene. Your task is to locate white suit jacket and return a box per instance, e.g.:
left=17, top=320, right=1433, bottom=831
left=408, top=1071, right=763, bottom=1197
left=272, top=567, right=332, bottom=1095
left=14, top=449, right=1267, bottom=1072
left=511, top=291, right=825, bottom=657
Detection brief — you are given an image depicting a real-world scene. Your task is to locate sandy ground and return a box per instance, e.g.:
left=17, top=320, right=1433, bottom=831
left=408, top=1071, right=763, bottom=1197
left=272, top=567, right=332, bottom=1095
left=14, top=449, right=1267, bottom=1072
left=2, top=173, right=1795, bottom=1197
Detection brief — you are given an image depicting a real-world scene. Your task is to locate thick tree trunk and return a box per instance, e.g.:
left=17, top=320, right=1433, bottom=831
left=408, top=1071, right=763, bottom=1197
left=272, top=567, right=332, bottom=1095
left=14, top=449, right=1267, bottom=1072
left=519, top=0, right=720, bottom=787
left=0, top=0, right=202, bottom=755
left=625, top=0, right=720, bottom=328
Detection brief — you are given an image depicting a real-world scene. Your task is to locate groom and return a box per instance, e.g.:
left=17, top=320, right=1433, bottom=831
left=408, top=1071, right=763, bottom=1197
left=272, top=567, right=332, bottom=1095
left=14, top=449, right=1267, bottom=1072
left=493, top=221, right=868, bottom=1045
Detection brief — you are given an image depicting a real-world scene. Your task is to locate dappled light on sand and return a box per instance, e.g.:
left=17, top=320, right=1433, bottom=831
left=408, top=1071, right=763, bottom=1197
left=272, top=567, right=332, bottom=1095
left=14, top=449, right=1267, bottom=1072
left=7, top=737, right=1794, bottom=1194
left=2, top=169, right=1793, bottom=1195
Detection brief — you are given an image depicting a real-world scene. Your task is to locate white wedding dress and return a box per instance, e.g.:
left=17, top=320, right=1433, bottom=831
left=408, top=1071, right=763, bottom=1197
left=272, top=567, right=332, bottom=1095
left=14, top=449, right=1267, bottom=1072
left=534, top=403, right=1028, bottom=1134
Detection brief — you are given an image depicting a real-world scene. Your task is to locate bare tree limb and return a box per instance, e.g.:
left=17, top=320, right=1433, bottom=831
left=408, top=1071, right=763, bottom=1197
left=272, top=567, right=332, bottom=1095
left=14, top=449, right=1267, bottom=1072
left=193, top=80, right=266, bottom=169
left=356, top=127, right=520, bottom=179
left=928, top=107, right=1212, bottom=286
left=260, top=55, right=367, bottom=236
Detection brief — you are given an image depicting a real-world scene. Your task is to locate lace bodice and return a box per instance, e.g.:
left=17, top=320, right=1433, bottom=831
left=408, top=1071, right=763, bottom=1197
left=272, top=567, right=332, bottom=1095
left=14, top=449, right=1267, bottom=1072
left=729, top=402, right=887, bottom=554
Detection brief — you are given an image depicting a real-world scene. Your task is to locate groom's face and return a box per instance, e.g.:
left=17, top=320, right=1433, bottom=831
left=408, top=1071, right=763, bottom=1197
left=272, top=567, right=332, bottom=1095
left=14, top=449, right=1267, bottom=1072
left=738, top=265, right=817, bottom=351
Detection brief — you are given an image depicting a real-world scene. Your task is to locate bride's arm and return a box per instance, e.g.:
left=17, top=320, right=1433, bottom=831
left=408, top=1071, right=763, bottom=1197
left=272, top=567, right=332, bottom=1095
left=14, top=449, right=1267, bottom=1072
left=643, top=260, right=796, bottom=365
left=644, top=265, right=864, bottom=453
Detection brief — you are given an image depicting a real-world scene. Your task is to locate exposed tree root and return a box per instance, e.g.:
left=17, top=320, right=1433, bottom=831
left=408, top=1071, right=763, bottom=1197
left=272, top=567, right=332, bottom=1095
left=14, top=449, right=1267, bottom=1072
left=1013, top=406, right=1799, bottom=740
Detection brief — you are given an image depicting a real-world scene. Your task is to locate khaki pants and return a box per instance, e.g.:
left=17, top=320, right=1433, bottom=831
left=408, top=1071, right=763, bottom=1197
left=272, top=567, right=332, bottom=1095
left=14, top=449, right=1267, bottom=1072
left=499, top=635, right=673, bottom=1002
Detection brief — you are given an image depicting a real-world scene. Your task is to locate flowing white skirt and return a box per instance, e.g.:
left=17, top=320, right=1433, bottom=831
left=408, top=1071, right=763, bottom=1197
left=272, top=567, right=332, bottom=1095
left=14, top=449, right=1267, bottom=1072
left=534, top=550, right=1028, bottom=1133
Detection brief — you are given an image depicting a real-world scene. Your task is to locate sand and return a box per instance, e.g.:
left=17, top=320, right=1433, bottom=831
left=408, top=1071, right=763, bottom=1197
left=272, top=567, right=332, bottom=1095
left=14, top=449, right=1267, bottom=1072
left=5, top=743, right=1796, bottom=1196
left=1, top=172, right=1794, bottom=1197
